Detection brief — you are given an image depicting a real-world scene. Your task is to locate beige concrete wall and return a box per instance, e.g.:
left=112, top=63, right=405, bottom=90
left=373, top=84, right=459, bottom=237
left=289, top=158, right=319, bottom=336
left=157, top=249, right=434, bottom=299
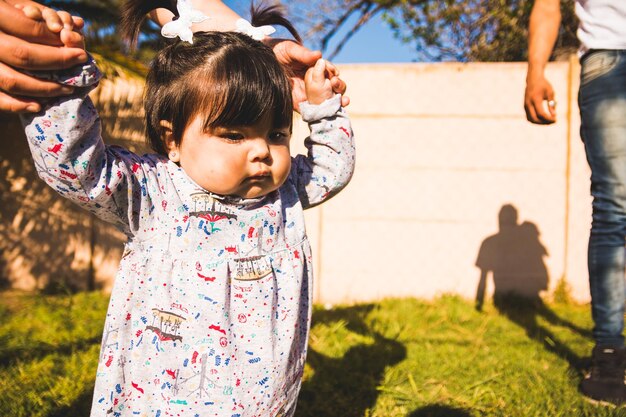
left=0, top=74, right=146, bottom=292
left=1, top=60, right=594, bottom=303
left=293, top=59, right=592, bottom=304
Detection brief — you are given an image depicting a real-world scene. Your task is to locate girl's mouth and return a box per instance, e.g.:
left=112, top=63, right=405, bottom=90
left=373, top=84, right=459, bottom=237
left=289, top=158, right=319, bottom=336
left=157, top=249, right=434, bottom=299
left=248, top=172, right=270, bottom=181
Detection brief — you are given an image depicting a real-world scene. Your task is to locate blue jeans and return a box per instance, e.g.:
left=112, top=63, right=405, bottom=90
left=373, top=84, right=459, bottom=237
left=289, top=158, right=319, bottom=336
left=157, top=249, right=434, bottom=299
left=578, top=49, right=626, bottom=347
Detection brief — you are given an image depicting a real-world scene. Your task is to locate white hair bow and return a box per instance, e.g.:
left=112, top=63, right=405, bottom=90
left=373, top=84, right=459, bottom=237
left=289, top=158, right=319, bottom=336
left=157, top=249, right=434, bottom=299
left=235, top=18, right=275, bottom=41
left=161, top=0, right=209, bottom=44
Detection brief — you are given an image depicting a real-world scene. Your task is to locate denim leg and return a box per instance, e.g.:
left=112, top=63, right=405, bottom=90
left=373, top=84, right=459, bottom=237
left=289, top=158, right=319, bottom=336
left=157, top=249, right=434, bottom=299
left=578, top=50, right=626, bottom=347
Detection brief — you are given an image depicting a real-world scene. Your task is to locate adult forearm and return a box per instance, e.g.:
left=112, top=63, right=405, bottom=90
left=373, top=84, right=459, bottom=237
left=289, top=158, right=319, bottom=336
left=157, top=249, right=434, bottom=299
left=150, top=0, right=242, bottom=32
left=527, top=0, right=561, bottom=77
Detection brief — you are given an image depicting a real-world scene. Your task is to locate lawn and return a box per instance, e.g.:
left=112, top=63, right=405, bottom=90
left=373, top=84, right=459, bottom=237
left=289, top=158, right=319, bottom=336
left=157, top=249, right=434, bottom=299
left=0, top=291, right=624, bottom=417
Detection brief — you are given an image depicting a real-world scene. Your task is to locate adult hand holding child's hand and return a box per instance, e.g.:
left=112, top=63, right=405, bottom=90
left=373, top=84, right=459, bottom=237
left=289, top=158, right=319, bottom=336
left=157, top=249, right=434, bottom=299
left=0, top=0, right=86, bottom=112
left=16, top=1, right=85, bottom=49
left=267, top=38, right=349, bottom=109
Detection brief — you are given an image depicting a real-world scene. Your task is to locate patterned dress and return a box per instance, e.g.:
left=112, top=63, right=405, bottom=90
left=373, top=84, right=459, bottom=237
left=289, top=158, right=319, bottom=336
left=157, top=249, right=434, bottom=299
left=21, top=59, right=355, bottom=417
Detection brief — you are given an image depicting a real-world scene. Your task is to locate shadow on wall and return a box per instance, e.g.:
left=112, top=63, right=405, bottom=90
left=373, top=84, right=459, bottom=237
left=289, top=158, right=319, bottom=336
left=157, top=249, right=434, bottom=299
left=475, top=204, right=549, bottom=304
left=474, top=204, right=592, bottom=371
left=296, top=305, right=407, bottom=417
left=0, top=90, right=146, bottom=292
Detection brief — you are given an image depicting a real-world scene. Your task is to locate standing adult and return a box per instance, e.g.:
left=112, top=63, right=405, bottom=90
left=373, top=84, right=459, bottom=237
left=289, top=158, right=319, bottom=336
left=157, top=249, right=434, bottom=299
left=524, top=0, right=626, bottom=405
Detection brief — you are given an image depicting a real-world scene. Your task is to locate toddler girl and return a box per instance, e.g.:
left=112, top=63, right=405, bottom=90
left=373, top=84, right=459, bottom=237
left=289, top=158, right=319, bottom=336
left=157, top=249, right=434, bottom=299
left=21, top=2, right=354, bottom=416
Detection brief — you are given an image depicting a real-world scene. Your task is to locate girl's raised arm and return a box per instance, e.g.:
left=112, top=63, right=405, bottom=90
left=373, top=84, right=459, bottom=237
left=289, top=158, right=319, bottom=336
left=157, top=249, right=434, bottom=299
left=20, top=58, right=158, bottom=236
left=290, top=58, right=355, bottom=208
left=292, top=94, right=355, bottom=209
left=290, top=58, right=354, bottom=207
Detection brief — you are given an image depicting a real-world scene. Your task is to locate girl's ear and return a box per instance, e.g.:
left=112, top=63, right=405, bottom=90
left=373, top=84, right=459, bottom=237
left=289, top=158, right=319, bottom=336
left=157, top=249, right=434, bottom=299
left=160, top=120, right=180, bottom=162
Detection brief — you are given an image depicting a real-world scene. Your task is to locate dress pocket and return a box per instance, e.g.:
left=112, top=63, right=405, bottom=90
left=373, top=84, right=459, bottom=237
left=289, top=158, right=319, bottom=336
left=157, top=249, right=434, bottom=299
left=581, top=50, right=619, bottom=86
left=228, top=254, right=273, bottom=281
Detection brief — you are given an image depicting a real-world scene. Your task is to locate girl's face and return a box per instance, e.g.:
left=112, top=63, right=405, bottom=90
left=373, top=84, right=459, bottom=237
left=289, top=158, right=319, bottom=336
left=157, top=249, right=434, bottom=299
left=167, top=114, right=292, bottom=199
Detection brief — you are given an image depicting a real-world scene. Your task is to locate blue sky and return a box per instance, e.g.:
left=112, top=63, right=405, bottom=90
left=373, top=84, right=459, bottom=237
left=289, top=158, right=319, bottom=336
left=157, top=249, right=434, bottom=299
left=223, top=1, right=416, bottom=64
left=317, top=13, right=416, bottom=64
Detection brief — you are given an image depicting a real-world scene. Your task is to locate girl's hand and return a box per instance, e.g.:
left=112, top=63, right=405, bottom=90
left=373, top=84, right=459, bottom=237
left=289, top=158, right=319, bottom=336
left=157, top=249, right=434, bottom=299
left=267, top=39, right=349, bottom=110
left=304, top=58, right=347, bottom=106
left=14, top=2, right=84, bottom=49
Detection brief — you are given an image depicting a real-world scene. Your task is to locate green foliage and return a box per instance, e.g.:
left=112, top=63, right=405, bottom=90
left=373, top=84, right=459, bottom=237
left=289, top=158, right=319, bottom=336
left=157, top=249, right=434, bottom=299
left=90, top=49, right=149, bottom=79
left=552, top=275, right=574, bottom=305
left=0, top=292, right=619, bottom=416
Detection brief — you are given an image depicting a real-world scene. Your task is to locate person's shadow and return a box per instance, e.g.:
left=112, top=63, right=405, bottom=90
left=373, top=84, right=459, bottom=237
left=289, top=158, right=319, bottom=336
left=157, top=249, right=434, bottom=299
left=475, top=204, right=592, bottom=372
left=296, top=304, right=407, bottom=417
left=406, top=404, right=472, bottom=417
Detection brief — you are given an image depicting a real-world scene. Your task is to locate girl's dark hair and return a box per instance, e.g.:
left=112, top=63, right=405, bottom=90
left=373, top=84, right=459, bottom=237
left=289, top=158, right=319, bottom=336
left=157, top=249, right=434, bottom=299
left=119, top=1, right=301, bottom=155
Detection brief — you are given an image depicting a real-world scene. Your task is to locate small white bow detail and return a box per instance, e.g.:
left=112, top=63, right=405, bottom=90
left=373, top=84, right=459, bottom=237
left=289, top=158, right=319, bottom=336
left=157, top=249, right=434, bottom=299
left=235, top=18, right=275, bottom=41
left=161, top=0, right=209, bottom=44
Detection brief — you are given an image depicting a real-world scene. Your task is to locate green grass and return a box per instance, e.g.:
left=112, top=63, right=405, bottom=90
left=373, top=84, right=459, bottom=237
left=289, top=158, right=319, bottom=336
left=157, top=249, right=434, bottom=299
left=0, top=291, right=624, bottom=417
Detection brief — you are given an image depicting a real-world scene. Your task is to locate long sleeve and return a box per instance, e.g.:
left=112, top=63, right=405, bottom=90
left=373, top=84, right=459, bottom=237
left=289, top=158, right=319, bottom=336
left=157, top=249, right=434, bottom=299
left=291, top=94, right=355, bottom=209
left=20, top=58, right=157, bottom=236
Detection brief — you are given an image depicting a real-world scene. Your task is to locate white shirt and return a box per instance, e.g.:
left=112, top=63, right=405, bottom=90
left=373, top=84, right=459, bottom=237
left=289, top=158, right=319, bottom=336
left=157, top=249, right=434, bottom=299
left=576, top=0, right=626, bottom=53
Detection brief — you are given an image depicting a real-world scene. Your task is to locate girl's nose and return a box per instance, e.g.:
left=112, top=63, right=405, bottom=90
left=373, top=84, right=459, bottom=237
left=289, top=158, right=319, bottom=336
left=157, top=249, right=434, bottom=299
left=249, top=138, right=272, bottom=162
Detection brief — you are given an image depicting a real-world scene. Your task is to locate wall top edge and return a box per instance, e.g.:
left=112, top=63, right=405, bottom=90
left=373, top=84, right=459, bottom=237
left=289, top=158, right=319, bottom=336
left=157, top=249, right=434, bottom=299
left=336, top=61, right=573, bottom=70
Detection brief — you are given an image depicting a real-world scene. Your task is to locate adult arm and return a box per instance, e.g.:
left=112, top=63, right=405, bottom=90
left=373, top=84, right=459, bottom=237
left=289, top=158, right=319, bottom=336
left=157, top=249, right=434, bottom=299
left=0, top=0, right=87, bottom=112
left=524, top=0, right=561, bottom=124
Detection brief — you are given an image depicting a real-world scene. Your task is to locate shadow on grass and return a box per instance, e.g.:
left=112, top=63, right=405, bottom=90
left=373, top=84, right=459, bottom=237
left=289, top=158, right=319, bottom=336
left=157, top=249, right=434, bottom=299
left=493, top=294, right=591, bottom=372
left=296, top=304, right=407, bottom=417
left=407, top=404, right=473, bottom=417
left=46, top=384, right=95, bottom=417
left=0, top=336, right=102, bottom=368
left=1, top=335, right=100, bottom=416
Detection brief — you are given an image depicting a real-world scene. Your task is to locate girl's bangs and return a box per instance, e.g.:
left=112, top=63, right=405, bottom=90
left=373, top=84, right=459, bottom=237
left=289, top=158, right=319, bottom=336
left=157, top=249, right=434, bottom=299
left=188, top=51, right=293, bottom=131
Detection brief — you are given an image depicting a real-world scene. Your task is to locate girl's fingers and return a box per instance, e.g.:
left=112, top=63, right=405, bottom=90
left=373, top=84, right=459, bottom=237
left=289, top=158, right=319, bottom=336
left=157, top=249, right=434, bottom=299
left=0, top=1, right=61, bottom=45
left=18, top=4, right=42, bottom=20
left=41, top=7, right=64, bottom=32
left=311, top=58, right=326, bottom=83
left=330, top=76, right=346, bottom=95
left=325, top=60, right=339, bottom=78
left=18, top=4, right=71, bottom=33
left=57, top=11, right=74, bottom=30
left=60, top=28, right=84, bottom=49
left=71, top=15, right=85, bottom=31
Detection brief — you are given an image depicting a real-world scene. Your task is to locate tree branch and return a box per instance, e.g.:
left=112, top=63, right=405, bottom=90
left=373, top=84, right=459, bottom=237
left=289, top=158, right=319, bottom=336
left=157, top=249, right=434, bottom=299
left=328, top=3, right=384, bottom=60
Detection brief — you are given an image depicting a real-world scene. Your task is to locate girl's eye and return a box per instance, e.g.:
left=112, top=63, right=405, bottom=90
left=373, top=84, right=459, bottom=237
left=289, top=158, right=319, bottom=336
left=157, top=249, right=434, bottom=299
left=220, top=132, right=244, bottom=141
left=269, top=132, right=289, bottom=143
